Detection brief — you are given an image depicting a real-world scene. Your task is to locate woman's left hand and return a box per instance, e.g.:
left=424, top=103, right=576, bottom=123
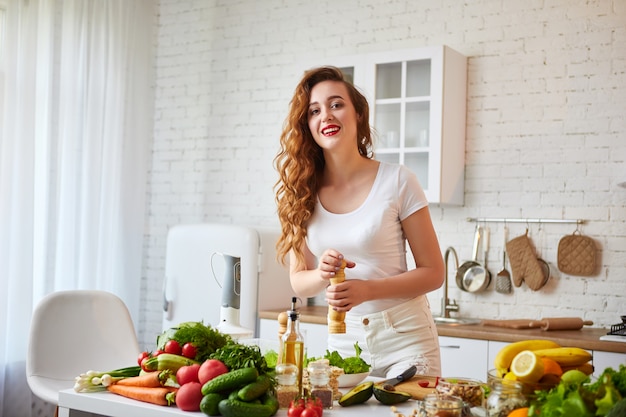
left=326, top=279, right=368, bottom=312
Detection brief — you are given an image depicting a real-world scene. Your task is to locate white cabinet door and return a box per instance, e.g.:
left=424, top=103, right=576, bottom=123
left=592, top=350, right=626, bottom=377
left=439, top=336, right=489, bottom=381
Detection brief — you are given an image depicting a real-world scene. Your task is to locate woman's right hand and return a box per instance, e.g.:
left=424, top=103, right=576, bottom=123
left=318, top=249, right=354, bottom=280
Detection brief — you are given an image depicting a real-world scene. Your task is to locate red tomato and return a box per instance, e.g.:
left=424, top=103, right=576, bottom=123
left=164, top=340, right=182, bottom=355
left=153, top=349, right=164, bottom=356
left=137, top=351, right=150, bottom=366
left=287, top=403, right=304, bottom=417
left=301, top=408, right=320, bottom=417
left=140, top=356, right=152, bottom=372
left=198, top=359, right=228, bottom=385
left=181, top=342, right=197, bottom=359
left=307, top=396, right=323, bottom=417
left=176, top=363, right=200, bottom=385
left=175, top=381, right=203, bottom=411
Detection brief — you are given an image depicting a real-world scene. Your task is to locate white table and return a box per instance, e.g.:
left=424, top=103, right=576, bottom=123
left=58, top=388, right=421, bottom=417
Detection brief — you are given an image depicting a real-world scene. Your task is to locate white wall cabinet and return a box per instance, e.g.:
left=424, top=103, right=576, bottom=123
left=329, top=46, right=467, bottom=205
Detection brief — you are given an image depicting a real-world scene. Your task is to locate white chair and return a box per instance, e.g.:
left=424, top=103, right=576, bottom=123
left=26, top=290, right=140, bottom=406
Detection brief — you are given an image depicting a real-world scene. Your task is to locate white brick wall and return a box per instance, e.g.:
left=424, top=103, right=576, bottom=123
left=140, top=0, right=626, bottom=349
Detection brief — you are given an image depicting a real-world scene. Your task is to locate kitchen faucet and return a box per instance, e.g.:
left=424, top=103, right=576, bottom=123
left=442, top=247, right=460, bottom=318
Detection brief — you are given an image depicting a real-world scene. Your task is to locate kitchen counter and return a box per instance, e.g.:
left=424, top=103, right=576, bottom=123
left=59, top=388, right=427, bottom=417
left=259, top=306, right=626, bottom=354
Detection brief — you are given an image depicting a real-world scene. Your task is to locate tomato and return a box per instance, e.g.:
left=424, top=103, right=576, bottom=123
left=307, top=396, right=323, bottom=417
left=176, top=363, right=200, bottom=385
left=198, top=359, right=228, bottom=385
left=137, top=351, right=150, bottom=366
left=418, top=380, right=430, bottom=388
left=140, top=356, right=152, bottom=372
left=153, top=349, right=164, bottom=356
left=175, top=381, right=203, bottom=411
left=287, top=403, right=304, bottom=417
left=181, top=342, right=197, bottom=359
left=301, top=408, right=320, bottom=417
left=164, top=340, right=182, bottom=355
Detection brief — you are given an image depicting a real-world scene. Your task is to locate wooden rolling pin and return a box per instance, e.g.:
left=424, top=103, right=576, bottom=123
left=530, top=317, right=594, bottom=331
left=328, top=260, right=347, bottom=334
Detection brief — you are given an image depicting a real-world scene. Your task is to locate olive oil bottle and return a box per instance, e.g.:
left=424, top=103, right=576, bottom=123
left=281, top=297, right=304, bottom=395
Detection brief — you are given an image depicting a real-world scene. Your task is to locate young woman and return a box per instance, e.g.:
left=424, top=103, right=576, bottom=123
left=274, top=66, right=444, bottom=378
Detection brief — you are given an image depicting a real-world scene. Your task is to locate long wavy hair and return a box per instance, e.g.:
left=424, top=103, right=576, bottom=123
left=273, top=66, right=374, bottom=267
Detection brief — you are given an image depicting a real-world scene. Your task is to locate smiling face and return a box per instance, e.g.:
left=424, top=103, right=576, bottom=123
left=307, top=80, right=360, bottom=153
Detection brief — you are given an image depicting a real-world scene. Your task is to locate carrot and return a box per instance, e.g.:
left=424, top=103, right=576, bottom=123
left=115, top=370, right=171, bottom=387
left=107, top=384, right=177, bottom=406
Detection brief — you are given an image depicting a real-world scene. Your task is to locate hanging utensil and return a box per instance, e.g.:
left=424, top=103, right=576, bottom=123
left=461, top=226, right=490, bottom=293
left=456, top=226, right=481, bottom=292
left=495, top=225, right=512, bottom=294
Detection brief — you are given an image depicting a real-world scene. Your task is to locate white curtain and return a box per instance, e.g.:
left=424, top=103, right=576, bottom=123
left=0, top=1, right=155, bottom=415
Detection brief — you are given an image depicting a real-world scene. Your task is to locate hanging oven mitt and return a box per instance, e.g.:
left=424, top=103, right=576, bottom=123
left=506, top=232, right=545, bottom=290
left=557, top=231, right=597, bottom=276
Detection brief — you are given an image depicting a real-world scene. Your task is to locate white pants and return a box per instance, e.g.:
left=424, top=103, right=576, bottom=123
left=328, top=295, right=441, bottom=379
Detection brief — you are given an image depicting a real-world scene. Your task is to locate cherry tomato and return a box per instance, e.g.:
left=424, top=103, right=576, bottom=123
left=287, top=398, right=305, bottom=417
left=307, top=396, right=323, bottom=416
left=153, top=349, right=164, bottom=356
left=137, top=351, right=150, bottom=366
left=140, top=356, right=152, bottom=372
left=181, top=342, right=197, bottom=359
left=164, top=340, right=182, bottom=355
left=301, top=408, right=320, bottom=417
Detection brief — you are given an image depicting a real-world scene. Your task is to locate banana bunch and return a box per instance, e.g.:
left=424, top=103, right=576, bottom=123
left=494, top=339, right=593, bottom=376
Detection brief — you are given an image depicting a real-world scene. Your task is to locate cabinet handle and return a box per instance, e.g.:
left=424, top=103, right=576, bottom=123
left=440, top=345, right=461, bottom=349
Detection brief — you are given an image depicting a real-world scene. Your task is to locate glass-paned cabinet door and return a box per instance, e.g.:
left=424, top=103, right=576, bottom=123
left=374, top=58, right=432, bottom=189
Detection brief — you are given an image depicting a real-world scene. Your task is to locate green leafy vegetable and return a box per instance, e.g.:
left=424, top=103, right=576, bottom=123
left=157, top=321, right=231, bottom=362
left=209, top=340, right=272, bottom=376
left=529, top=365, right=626, bottom=417
left=317, top=342, right=370, bottom=374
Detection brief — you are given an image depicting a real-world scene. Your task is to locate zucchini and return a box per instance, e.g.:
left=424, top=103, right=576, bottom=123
left=202, top=367, right=259, bottom=395
left=238, top=374, right=271, bottom=402
left=143, top=353, right=199, bottom=373
left=218, top=398, right=276, bottom=417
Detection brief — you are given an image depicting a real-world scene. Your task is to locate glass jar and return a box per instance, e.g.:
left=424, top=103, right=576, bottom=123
left=436, top=377, right=485, bottom=408
left=485, top=379, right=527, bottom=417
left=307, top=362, right=333, bottom=409
left=419, top=393, right=464, bottom=417
left=275, top=363, right=299, bottom=409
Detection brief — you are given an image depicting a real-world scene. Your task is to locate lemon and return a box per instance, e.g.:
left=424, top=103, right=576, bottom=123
left=511, top=350, right=544, bottom=383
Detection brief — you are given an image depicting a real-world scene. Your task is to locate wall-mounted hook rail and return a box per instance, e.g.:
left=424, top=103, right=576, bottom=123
left=467, top=217, right=585, bottom=225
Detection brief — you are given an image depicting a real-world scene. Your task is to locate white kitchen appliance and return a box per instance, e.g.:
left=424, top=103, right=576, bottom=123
left=162, top=223, right=295, bottom=336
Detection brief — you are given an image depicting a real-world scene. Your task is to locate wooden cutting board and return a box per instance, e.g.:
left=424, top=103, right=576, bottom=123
left=394, top=375, right=438, bottom=400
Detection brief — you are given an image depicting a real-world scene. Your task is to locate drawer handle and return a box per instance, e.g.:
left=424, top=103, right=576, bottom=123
left=440, top=345, right=461, bottom=349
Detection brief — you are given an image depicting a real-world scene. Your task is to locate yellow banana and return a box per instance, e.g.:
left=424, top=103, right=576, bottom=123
left=561, top=361, right=594, bottom=376
left=494, top=339, right=561, bottom=373
left=533, top=347, right=592, bottom=367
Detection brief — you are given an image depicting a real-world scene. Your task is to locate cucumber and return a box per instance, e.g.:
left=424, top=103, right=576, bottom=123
left=237, top=374, right=271, bottom=402
left=199, top=393, right=223, bottom=416
left=202, top=367, right=259, bottom=395
left=262, top=393, right=279, bottom=415
left=218, top=398, right=275, bottom=417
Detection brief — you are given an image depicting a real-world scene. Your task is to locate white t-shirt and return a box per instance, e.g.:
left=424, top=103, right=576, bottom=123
left=306, top=161, right=429, bottom=315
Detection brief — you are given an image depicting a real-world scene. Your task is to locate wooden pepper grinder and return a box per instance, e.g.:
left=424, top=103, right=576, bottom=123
left=277, top=310, right=288, bottom=364
left=327, top=260, right=347, bottom=334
